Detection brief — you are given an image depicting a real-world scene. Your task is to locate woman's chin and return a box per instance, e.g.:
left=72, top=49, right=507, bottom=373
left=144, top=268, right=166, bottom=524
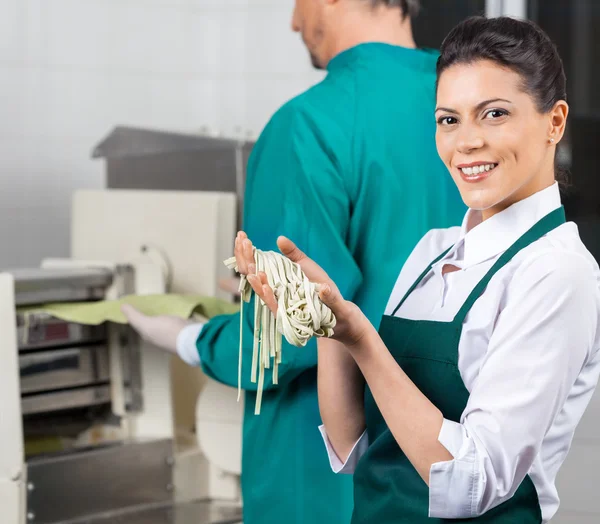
left=459, top=190, right=498, bottom=212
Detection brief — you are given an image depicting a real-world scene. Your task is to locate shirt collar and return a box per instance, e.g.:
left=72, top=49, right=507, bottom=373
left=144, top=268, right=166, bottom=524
left=446, top=183, right=563, bottom=268
left=326, top=43, right=439, bottom=74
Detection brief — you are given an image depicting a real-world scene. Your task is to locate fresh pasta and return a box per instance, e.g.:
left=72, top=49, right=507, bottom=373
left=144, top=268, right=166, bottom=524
left=223, top=249, right=336, bottom=414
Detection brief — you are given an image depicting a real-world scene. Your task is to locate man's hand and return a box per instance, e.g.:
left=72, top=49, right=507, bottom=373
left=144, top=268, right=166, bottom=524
left=120, top=231, right=254, bottom=355
left=121, top=304, right=194, bottom=354
left=219, top=277, right=241, bottom=296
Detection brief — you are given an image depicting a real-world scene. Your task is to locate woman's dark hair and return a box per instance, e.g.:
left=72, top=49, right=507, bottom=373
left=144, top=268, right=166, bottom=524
left=437, top=16, right=566, bottom=113
left=437, top=16, right=569, bottom=184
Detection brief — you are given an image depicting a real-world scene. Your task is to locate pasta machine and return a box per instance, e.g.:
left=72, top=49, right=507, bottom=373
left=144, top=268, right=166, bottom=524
left=0, top=189, right=243, bottom=524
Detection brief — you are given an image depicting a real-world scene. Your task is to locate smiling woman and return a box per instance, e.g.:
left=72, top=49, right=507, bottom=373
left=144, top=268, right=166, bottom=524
left=232, top=15, right=600, bottom=524
left=434, top=17, right=569, bottom=219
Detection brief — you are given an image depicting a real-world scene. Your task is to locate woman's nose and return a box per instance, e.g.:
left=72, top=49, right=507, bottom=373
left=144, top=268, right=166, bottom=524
left=456, top=126, right=485, bottom=154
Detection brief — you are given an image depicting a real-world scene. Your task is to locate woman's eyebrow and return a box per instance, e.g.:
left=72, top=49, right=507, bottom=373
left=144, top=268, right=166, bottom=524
left=435, top=98, right=513, bottom=114
left=435, top=106, right=458, bottom=114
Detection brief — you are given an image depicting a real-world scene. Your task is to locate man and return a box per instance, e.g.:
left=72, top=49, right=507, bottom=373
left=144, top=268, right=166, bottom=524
left=123, top=1, right=465, bottom=523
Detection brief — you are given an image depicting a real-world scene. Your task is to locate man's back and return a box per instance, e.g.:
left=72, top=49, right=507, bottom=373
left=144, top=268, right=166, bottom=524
left=294, top=43, right=465, bottom=323
left=198, top=43, right=465, bottom=524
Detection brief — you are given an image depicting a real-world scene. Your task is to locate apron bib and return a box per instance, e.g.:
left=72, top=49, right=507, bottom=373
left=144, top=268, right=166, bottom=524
left=352, top=207, right=566, bottom=523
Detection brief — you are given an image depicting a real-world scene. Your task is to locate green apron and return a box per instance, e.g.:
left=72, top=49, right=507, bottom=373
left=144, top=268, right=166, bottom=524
left=352, top=207, right=566, bottom=523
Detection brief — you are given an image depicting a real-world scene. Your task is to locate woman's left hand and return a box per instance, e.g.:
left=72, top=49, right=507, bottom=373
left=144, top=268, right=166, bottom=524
left=245, top=235, right=372, bottom=348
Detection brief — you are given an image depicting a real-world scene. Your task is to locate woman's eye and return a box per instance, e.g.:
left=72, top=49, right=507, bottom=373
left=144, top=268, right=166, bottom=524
left=484, top=109, right=508, bottom=119
left=437, top=116, right=458, bottom=126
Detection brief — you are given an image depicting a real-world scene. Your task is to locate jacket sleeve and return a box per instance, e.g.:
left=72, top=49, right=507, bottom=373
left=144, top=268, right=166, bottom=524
left=197, top=102, right=363, bottom=391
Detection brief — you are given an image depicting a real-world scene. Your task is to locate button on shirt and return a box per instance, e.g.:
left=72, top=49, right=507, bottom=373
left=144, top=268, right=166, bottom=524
left=320, top=183, right=600, bottom=521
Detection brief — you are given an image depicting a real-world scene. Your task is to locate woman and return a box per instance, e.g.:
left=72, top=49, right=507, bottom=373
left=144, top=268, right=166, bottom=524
left=233, top=16, right=600, bottom=522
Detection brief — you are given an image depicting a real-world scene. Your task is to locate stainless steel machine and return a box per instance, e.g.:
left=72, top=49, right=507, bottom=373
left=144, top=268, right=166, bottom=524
left=0, top=189, right=243, bottom=524
left=16, top=268, right=125, bottom=419
left=92, top=126, right=254, bottom=230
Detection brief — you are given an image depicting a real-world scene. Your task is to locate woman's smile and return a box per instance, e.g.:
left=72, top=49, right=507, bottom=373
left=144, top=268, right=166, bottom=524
left=455, top=161, right=499, bottom=183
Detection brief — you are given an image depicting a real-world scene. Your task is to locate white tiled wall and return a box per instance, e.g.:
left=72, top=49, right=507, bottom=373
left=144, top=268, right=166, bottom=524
left=1, top=0, right=324, bottom=268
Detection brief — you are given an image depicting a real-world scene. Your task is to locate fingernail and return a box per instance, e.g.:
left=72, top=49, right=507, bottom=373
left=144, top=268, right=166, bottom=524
left=321, top=284, right=330, bottom=296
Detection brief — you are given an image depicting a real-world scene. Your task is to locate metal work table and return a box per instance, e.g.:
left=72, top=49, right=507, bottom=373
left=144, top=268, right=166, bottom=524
left=75, top=501, right=242, bottom=524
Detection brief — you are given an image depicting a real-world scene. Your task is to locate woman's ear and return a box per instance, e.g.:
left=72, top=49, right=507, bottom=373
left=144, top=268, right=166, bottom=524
left=548, top=100, right=569, bottom=144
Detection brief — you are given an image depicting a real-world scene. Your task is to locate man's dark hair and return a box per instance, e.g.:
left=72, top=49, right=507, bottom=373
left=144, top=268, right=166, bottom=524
left=368, top=0, right=420, bottom=19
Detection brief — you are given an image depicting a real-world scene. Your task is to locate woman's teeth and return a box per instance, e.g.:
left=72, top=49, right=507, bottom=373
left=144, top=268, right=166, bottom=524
left=460, top=163, right=497, bottom=175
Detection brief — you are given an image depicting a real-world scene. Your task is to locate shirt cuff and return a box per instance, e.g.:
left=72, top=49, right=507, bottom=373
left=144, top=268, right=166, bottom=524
left=428, top=418, right=478, bottom=519
left=318, top=425, right=369, bottom=474
left=176, top=323, right=204, bottom=366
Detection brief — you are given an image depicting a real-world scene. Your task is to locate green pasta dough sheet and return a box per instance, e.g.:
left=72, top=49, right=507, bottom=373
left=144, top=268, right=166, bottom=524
left=18, top=294, right=240, bottom=325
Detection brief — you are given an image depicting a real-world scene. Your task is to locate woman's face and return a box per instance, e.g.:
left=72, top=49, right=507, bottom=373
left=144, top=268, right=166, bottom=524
left=435, top=59, right=567, bottom=219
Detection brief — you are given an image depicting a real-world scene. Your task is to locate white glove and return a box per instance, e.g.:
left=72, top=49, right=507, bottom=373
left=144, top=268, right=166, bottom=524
left=121, top=304, right=195, bottom=355
left=219, top=277, right=241, bottom=296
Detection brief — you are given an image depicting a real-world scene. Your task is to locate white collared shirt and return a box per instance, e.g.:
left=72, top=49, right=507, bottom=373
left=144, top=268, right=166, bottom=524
left=320, top=183, right=600, bottom=522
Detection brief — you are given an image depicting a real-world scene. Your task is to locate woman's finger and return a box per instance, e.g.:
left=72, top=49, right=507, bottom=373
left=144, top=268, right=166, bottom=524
left=277, top=236, right=334, bottom=288
left=277, top=236, right=306, bottom=263
left=248, top=275, right=278, bottom=315
left=235, top=232, right=251, bottom=274
left=233, top=232, right=239, bottom=259
left=234, top=232, right=247, bottom=274
left=243, top=239, right=256, bottom=274
left=258, top=271, right=269, bottom=287
left=319, top=284, right=344, bottom=315
left=261, top=284, right=278, bottom=315
left=257, top=272, right=278, bottom=312
left=247, top=274, right=263, bottom=297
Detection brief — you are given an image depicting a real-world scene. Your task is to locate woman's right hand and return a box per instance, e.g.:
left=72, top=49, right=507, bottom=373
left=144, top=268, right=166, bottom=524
left=237, top=234, right=372, bottom=348
left=233, top=231, right=257, bottom=276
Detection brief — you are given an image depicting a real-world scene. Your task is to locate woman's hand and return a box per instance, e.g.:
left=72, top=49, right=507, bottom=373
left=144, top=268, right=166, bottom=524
left=233, top=231, right=257, bottom=276
left=235, top=232, right=372, bottom=348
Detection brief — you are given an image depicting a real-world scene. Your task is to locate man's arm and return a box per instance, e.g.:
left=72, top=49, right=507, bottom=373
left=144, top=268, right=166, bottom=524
left=198, top=102, right=362, bottom=391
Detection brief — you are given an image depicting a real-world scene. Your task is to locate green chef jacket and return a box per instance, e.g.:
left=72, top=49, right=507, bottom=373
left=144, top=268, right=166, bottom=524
left=197, top=43, right=466, bottom=524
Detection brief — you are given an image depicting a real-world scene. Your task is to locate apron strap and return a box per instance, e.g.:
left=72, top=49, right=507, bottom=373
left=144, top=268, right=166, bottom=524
left=453, top=206, right=566, bottom=324
left=391, top=246, right=453, bottom=316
